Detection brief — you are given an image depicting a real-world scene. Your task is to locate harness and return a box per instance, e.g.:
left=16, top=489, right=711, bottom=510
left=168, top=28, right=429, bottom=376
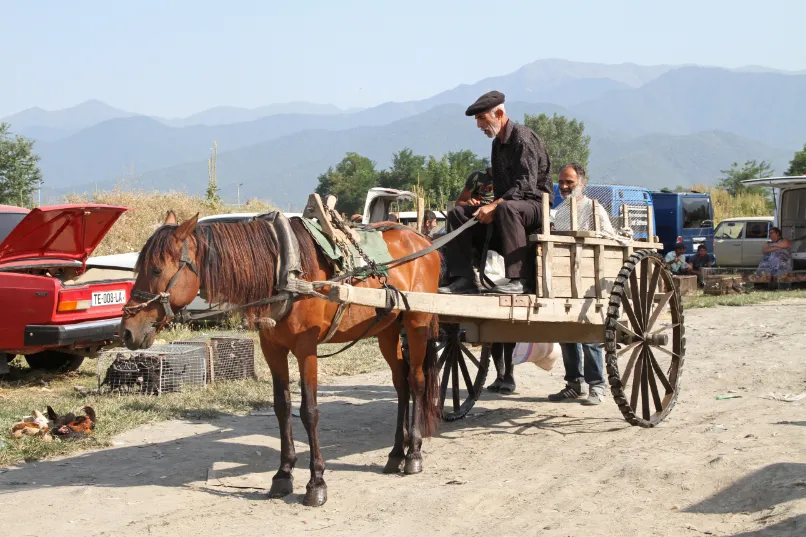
left=122, top=214, right=479, bottom=356
left=122, top=239, right=200, bottom=327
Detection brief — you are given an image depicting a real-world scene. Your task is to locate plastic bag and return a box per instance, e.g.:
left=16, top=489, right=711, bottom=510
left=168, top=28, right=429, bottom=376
left=511, top=342, right=562, bottom=371
left=484, top=250, right=508, bottom=286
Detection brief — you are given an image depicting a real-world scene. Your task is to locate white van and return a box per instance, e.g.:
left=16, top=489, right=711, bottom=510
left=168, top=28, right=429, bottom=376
left=743, top=176, right=806, bottom=269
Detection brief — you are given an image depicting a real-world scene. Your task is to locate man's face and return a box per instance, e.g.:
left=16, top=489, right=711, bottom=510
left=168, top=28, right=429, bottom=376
left=697, top=247, right=707, bottom=257
left=475, top=110, right=502, bottom=138
left=675, top=247, right=686, bottom=257
left=558, top=168, right=582, bottom=200
left=424, top=218, right=436, bottom=233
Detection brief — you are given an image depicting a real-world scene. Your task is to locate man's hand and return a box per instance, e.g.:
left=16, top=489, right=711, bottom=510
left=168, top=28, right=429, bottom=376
left=473, top=203, right=497, bottom=224
left=467, top=198, right=481, bottom=207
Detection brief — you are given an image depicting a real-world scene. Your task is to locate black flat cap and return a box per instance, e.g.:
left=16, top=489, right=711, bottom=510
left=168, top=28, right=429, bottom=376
left=465, top=90, right=505, bottom=116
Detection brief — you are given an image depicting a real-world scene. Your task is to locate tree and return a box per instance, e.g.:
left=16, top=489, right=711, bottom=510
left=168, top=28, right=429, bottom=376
left=524, top=113, right=590, bottom=177
left=0, top=123, right=43, bottom=206
left=418, top=150, right=489, bottom=209
left=718, top=160, right=773, bottom=196
left=377, top=148, right=425, bottom=191
left=314, top=152, right=379, bottom=216
left=785, top=143, right=806, bottom=176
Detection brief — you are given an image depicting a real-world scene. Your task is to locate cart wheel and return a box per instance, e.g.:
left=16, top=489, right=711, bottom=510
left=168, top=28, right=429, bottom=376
left=434, top=324, right=490, bottom=421
left=605, top=250, right=685, bottom=427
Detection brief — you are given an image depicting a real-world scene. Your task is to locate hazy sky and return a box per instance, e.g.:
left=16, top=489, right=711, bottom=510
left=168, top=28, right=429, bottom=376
left=2, top=0, right=803, bottom=118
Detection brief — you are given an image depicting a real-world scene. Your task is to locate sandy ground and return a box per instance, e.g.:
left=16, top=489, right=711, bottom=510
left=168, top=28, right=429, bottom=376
left=1, top=300, right=805, bottom=537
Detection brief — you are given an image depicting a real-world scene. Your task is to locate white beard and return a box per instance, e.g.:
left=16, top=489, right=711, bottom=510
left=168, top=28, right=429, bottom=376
left=481, top=121, right=500, bottom=138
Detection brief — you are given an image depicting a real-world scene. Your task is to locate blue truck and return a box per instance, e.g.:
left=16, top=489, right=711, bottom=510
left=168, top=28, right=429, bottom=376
left=650, top=191, right=714, bottom=255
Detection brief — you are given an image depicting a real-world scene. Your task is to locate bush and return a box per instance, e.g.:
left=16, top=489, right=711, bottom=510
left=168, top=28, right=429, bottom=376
left=63, top=187, right=275, bottom=256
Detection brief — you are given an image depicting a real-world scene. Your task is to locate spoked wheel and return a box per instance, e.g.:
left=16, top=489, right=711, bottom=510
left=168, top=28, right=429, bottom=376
left=434, top=324, right=490, bottom=421
left=605, top=250, right=685, bottom=427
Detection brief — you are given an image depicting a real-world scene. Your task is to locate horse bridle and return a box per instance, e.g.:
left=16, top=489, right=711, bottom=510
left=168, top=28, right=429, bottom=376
left=122, top=238, right=199, bottom=325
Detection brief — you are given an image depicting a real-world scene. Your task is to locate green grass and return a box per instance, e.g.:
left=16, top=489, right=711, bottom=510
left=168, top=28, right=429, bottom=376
left=683, top=288, right=806, bottom=308
left=0, top=330, right=386, bottom=467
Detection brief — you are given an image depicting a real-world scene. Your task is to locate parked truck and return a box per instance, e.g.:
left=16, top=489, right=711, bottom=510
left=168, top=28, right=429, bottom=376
left=650, top=191, right=714, bottom=255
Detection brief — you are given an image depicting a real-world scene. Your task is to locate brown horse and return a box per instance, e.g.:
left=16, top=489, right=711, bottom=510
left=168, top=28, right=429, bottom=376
left=119, top=211, right=442, bottom=506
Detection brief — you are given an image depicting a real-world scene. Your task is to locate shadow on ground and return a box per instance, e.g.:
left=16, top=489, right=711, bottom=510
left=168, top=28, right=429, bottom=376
left=686, top=462, right=806, bottom=537
left=0, top=382, right=628, bottom=498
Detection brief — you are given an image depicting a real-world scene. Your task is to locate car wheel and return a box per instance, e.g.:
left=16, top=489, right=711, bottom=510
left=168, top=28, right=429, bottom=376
left=25, top=351, right=85, bottom=372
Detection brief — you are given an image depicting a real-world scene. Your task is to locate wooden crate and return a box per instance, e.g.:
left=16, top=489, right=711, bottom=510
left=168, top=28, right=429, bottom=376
left=703, top=275, right=742, bottom=295
left=535, top=241, right=625, bottom=298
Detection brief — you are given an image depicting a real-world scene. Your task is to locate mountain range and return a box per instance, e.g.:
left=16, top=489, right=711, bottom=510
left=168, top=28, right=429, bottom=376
left=3, top=59, right=804, bottom=209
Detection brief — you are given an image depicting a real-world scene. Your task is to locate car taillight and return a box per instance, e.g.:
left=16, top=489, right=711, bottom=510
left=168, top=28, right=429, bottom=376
left=58, top=289, right=91, bottom=312
left=676, top=236, right=683, bottom=244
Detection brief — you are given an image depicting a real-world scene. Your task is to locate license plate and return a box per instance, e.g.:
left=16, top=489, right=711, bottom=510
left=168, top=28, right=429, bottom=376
left=92, top=289, right=127, bottom=307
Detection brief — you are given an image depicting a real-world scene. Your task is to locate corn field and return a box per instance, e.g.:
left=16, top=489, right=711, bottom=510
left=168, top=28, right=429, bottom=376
left=63, top=187, right=275, bottom=256
left=689, top=184, right=774, bottom=224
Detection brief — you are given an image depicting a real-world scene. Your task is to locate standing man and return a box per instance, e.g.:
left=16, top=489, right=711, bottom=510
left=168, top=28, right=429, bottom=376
left=439, top=91, right=552, bottom=295
left=548, top=163, right=608, bottom=405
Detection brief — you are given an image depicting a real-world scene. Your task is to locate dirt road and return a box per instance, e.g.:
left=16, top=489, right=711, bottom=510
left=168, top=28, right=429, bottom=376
left=1, top=300, right=805, bottom=537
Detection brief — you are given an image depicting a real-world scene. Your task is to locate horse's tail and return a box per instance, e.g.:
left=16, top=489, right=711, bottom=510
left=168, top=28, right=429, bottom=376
left=419, top=314, right=442, bottom=438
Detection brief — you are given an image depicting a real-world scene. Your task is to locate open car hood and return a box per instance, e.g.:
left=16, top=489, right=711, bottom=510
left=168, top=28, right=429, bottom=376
left=0, top=204, right=128, bottom=264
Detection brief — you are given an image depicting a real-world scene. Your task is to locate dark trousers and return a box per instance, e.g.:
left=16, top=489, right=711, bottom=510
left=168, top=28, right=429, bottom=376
left=444, top=200, right=542, bottom=280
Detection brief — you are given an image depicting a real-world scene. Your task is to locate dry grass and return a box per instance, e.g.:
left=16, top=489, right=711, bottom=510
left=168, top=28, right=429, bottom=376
left=683, top=288, right=806, bottom=308
left=63, top=186, right=276, bottom=256
left=0, top=329, right=386, bottom=467
left=689, top=183, right=773, bottom=224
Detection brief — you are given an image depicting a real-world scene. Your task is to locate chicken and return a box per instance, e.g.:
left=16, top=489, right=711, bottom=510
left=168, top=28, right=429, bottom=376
left=49, top=405, right=97, bottom=438
left=10, top=409, right=50, bottom=439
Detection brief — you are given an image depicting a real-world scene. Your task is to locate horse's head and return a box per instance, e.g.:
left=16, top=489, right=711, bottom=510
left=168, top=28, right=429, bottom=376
left=120, top=210, right=201, bottom=350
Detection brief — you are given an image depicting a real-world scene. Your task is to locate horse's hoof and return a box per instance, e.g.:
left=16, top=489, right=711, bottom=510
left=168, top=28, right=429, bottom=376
left=404, top=457, right=423, bottom=475
left=303, top=484, right=328, bottom=507
left=383, top=456, right=405, bottom=474
left=268, top=477, right=294, bottom=498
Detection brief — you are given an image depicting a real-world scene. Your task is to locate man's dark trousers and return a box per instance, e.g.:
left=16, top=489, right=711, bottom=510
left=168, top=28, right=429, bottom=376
left=443, top=199, right=542, bottom=280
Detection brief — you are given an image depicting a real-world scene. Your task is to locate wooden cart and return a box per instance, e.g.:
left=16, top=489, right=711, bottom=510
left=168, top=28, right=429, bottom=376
left=328, top=193, right=684, bottom=428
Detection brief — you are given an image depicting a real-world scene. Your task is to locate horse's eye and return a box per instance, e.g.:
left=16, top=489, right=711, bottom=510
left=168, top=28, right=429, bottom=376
left=152, top=267, right=162, bottom=275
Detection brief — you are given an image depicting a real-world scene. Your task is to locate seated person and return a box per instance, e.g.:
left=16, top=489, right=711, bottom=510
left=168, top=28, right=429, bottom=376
left=456, top=167, right=494, bottom=208
left=439, top=90, right=552, bottom=295
left=689, top=244, right=715, bottom=284
left=757, top=226, right=792, bottom=282
left=422, top=210, right=440, bottom=238
left=665, top=243, right=693, bottom=275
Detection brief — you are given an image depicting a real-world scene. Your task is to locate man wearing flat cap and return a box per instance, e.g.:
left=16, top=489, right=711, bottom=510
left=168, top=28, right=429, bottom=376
left=439, top=90, right=552, bottom=294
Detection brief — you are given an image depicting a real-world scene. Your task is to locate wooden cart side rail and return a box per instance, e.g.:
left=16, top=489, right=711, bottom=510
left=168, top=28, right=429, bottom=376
left=326, top=283, right=607, bottom=324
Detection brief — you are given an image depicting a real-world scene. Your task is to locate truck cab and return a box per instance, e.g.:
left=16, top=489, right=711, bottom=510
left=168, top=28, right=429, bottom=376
left=650, top=191, right=714, bottom=255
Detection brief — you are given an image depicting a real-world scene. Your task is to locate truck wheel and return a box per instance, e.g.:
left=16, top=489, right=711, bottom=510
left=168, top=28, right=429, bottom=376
left=0, top=353, right=13, bottom=376
left=25, top=351, right=85, bottom=372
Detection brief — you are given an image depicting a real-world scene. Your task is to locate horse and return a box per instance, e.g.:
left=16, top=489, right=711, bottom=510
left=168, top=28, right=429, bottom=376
left=119, top=210, right=442, bottom=506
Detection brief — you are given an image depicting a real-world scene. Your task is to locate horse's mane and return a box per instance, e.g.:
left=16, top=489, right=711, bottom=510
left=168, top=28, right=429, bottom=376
left=136, top=217, right=320, bottom=312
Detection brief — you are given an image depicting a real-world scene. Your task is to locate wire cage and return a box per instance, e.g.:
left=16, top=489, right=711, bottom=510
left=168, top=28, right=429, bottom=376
left=171, top=336, right=257, bottom=383
left=97, top=344, right=207, bottom=395
left=552, top=184, right=653, bottom=239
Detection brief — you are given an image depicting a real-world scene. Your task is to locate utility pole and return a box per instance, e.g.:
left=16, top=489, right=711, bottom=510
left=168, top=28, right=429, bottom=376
left=237, top=183, right=243, bottom=207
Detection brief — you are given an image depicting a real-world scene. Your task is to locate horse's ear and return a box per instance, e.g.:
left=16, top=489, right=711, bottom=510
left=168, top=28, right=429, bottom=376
left=164, top=210, right=177, bottom=225
left=175, top=213, right=199, bottom=241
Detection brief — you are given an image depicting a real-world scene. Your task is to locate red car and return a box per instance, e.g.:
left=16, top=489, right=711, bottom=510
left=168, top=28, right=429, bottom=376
left=0, top=204, right=134, bottom=373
